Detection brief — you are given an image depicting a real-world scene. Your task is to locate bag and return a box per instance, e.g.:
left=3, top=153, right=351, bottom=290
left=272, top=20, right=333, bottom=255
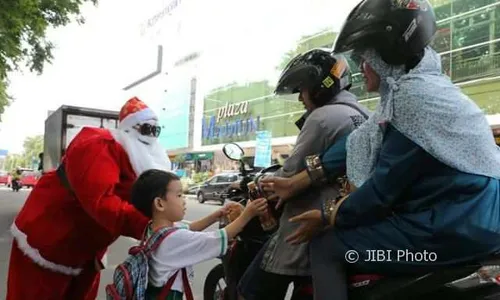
left=295, top=101, right=370, bottom=130
left=105, top=226, right=194, bottom=300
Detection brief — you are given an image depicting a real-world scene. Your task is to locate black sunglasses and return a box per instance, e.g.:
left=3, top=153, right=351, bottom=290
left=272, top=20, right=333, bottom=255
left=134, top=123, right=162, bottom=137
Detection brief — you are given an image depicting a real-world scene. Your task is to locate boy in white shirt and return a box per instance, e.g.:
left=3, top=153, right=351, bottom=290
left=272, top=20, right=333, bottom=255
left=131, top=169, right=268, bottom=299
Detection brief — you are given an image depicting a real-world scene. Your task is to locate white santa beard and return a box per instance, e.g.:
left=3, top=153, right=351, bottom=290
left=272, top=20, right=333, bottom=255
left=110, top=129, right=172, bottom=176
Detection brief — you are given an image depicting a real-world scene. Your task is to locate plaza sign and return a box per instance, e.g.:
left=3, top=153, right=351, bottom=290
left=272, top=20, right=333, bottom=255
left=216, top=101, right=249, bottom=123
left=202, top=100, right=260, bottom=142
left=202, top=115, right=261, bottom=141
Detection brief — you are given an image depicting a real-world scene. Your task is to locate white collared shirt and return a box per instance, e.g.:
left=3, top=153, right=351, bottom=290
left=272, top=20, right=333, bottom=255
left=148, top=223, right=229, bottom=292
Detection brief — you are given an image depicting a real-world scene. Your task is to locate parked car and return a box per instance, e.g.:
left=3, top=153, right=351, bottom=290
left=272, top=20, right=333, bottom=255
left=197, top=172, right=241, bottom=205
left=20, top=171, right=39, bottom=188
left=186, top=185, right=201, bottom=195
left=0, top=171, right=9, bottom=186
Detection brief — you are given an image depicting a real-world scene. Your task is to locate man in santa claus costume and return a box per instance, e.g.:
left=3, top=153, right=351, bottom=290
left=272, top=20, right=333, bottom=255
left=6, top=97, right=172, bottom=299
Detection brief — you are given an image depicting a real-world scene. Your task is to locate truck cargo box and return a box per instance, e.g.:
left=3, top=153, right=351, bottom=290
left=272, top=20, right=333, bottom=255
left=43, top=105, right=119, bottom=172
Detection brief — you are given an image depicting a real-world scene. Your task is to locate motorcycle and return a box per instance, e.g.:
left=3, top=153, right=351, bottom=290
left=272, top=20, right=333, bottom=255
left=12, top=179, right=22, bottom=192
left=203, top=145, right=500, bottom=300
left=203, top=143, right=284, bottom=300
left=222, top=165, right=278, bottom=203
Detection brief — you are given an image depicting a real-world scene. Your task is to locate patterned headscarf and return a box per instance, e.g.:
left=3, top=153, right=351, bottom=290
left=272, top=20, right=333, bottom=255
left=346, top=47, right=500, bottom=187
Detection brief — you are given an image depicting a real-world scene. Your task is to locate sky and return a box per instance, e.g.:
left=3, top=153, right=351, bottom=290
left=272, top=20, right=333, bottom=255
left=0, top=0, right=359, bottom=154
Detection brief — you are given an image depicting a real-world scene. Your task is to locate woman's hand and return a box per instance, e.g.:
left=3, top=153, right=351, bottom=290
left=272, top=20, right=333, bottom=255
left=242, top=198, right=268, bottom=218
left=285, top=209, right=323, bottom=245
left=260, top=177, right=295, bottom=209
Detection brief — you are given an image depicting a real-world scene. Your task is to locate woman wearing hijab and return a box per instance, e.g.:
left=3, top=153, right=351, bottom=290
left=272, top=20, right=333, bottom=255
left=261, top=0, right=500, bottom=299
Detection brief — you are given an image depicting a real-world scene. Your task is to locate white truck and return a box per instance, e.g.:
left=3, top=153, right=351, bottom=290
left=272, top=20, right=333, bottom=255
left=42, top=105, right=119, bottom=172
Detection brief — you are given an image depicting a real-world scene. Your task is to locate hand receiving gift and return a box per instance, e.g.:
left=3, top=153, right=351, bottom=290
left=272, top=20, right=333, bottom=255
left=222, top=202, right=245, bottom=223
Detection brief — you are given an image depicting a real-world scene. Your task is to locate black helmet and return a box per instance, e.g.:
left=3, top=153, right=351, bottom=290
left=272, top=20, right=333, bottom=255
left=333, top=0, right=437, bottom=66
left=275, top=49, right=352, bottom=106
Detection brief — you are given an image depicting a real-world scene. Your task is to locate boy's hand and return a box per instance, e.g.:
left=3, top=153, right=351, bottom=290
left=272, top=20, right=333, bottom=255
left=221, top=202, right=245, bottom=223
left=216, top=205, right=231, bottom=219
left=243, top=198, right=268, bottom=218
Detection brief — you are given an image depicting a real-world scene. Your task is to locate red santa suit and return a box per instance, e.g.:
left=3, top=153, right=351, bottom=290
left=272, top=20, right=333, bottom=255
left=6, top=97, right=172, bottom=300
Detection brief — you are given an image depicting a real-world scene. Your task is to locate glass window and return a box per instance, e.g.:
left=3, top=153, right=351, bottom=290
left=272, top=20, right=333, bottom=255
left=452, top=0, right=496, bottom=16
left=432, top=22, right=452, bottom=53
left=453, top=18, right=490, bottom=48
left=434, top=1, right=451, bottom=20
left=451, top=44, right=498, bottom=82
left=441, top=53, right=452, bottom=76
left=495, top=6, right=500, bottom=40
left=215, top=175, right=237, bottom=183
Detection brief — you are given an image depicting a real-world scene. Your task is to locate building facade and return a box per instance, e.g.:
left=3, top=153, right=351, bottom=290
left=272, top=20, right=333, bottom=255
left=197, top=0, right=500, bottom=155
left=198, top=30, right=337, bottom=151
left=123, top=0, right=500, bottom=173
left=356, top=0, right=500, bottom=110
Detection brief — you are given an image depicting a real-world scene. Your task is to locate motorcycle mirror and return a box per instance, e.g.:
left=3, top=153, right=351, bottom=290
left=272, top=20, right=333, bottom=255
left=222, top=143, right=244, bottom=161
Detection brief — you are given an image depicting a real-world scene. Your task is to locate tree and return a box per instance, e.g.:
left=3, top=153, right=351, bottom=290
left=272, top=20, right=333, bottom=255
left=4, top=154, right=23, bottom=172
left=21, top=135, right=44, bottom=169
left=172, top=154, right=186, bottom=164
left=0, top=0, right=98, bottom=120
left=3, top=135, right=44, bottom=170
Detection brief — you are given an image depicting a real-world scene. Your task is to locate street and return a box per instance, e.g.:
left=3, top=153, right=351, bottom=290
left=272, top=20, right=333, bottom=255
left=0, top=188, right=222, bottom=300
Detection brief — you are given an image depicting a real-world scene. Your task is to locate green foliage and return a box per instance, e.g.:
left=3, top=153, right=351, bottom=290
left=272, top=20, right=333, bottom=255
left=180, top=177, right=194, bottom=192
left=3, top=154, right=23, bottom=172
left=192, top=171, right=210, bottom=184
left=0, top=0, right=98, bottom=120
left=3, top=134, right=44, bottom=170
left=0, top=80, right=10, bottom=119
left=172, top=154, right=186, bottom=164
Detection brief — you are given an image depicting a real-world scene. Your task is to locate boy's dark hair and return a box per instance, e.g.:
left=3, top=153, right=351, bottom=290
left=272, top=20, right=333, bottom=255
left=131, top=169, right=180, bottom=218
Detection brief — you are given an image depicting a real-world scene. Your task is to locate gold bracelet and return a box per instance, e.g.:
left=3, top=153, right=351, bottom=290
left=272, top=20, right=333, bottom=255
left=305, top=154, right=326, bottom=185
left=329, top=195, right=349, bottom=226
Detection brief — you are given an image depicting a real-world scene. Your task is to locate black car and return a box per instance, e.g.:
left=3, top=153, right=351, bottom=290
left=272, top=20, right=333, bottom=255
left=197, top=172, right=241, bottom=205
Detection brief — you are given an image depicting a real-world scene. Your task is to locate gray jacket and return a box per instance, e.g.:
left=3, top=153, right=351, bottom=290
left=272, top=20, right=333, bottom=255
left=261, top=90, right=370, bottom=276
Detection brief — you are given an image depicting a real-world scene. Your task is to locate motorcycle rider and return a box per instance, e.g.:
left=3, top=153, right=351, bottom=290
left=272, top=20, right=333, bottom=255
left=11, top=168, right=22, bottom=190
left=267, top=0, right=500, bottom=299
left=237, top=49, right=369, bottom=299
left=38, top=152, right=44, bottom=174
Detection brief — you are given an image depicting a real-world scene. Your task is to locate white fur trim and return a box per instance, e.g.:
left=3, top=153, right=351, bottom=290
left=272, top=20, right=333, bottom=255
left=10, top=222, right=83, bottom=276
left=119, top=107, right=157, bottom=129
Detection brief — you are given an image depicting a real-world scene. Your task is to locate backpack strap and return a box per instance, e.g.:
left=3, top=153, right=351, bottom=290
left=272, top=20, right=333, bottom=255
left=144, top=226, right=194, bottom=300
left=330, top=102, right=370, bottom=120
left=144, top=227, right=179, bottom=255
left=129, top=226, right=178, bottom=256
left=156, top=270, right=179, bottom=300
left=56, top=163, right=77, bottom=197
left=138, top=221, right=153, bottom=247
left=157, top=268, right=193, bottom=300
left=181, top=268, right=194, bottom=300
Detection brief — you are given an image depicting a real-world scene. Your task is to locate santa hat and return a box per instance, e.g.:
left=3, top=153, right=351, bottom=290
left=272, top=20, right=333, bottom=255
left=119, top=97, right=157, bottom=129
